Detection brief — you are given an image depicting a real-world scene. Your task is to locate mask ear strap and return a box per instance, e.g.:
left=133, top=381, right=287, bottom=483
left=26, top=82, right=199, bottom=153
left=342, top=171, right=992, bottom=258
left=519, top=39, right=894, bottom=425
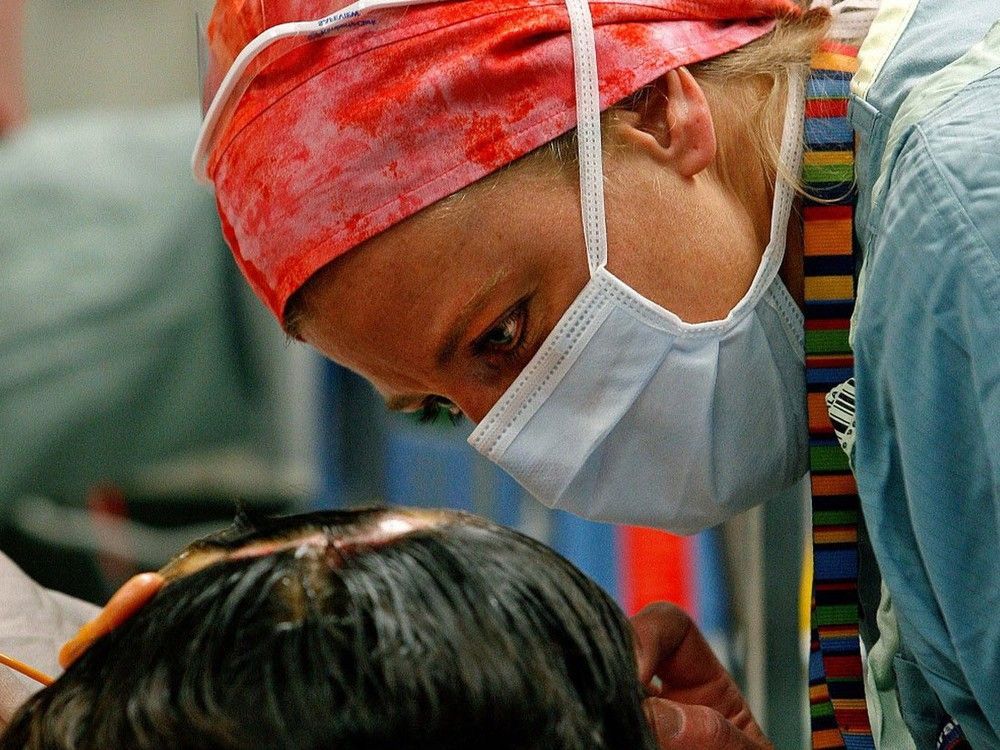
left=565, top=0, right=608, bottom=276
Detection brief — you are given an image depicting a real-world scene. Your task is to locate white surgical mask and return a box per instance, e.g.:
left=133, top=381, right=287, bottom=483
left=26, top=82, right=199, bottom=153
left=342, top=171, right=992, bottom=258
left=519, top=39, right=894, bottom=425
left=467, top=0, right=809, bottom=534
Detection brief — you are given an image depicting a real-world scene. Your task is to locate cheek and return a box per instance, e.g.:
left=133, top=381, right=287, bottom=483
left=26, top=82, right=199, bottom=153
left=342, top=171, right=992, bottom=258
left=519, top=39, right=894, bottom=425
left=450, top=375, right=518, bottom=424
left=604, top=184, right=760, bottom=323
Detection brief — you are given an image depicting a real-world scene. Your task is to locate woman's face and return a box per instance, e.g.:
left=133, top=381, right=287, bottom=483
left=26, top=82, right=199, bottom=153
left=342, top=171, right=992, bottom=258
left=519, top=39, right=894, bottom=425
left=297, top=102, right=770, bottom=424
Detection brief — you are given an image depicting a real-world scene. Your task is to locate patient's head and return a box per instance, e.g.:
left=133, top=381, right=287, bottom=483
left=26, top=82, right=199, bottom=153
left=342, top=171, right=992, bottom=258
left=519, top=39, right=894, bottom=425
left=2, top=508, right=657, bottom=749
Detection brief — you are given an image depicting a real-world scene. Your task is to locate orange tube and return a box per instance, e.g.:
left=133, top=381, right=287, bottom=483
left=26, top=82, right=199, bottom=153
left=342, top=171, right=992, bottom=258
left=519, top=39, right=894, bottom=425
left=0, top=652, right=54, bottom=687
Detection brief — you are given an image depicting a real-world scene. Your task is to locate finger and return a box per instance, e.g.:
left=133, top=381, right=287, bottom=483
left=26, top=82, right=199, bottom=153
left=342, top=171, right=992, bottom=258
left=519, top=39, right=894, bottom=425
left=644, top=698, right=773, bottom=750
left=632, top=602, right=691, bottom=685
left=632, top=602, right=710, bottom=687
left=631, top=603, right=767, bottom=739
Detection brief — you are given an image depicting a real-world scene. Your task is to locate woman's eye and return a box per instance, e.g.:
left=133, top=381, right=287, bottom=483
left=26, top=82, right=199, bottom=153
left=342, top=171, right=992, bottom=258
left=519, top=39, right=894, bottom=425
left=417, top=396, right=463, bottom=426
left=479, top=305, right=526, bottom=353
left=485, top=316, right=518, bottom=347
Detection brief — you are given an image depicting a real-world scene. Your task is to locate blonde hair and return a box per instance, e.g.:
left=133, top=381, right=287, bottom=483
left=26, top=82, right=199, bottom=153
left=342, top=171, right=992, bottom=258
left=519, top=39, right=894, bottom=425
left=688, top=7, right=831, bottom=189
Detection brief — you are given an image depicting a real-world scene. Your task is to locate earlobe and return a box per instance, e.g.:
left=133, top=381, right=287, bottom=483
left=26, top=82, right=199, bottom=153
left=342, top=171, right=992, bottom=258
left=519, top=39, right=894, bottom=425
left=617, top=67, right=717, bottom=179
left=58, top=572, right=165, bottom=669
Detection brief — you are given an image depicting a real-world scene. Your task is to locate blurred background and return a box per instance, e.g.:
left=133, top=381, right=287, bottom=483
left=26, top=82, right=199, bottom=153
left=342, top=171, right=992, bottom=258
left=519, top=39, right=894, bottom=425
left=3, top=1, right=808, bottom=745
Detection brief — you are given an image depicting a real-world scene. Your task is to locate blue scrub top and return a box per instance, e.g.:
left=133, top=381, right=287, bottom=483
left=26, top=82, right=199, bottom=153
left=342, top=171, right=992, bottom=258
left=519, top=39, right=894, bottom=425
left=849, top=1, right=1000, bottom=746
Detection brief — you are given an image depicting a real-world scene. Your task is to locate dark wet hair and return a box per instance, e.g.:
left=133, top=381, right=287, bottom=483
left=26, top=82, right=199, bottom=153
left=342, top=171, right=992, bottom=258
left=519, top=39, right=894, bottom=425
left=1, top=508, right=657, bottom=750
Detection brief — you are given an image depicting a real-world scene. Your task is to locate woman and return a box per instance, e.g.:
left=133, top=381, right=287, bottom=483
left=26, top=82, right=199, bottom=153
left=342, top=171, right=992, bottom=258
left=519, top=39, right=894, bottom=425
left=195, top=0, right=999, bottom=747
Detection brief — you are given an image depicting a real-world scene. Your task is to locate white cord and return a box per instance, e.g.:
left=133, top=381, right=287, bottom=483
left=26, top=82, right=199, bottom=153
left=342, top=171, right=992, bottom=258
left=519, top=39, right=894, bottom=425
left=564, top=0, right=609, bottom=275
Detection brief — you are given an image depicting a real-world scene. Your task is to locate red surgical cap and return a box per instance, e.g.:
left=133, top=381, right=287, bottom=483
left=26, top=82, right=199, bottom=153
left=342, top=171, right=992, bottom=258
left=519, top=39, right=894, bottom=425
left=206, top=0, right=802, bottom=322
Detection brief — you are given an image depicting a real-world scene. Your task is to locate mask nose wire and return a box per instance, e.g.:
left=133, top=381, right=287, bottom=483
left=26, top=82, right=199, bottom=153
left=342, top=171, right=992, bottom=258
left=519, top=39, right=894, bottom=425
left=564, top=0, right=608, bottom=277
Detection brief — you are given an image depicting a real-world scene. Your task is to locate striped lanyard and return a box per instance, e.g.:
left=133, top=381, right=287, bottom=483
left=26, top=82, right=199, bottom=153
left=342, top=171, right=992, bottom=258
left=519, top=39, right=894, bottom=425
left=803, top=34, right=974, bottom=750
left=801, top=39, right=875, bottom=750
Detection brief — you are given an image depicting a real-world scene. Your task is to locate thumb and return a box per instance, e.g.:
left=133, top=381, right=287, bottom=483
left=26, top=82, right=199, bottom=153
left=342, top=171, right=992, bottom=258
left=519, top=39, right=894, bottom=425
left=644, top=698, right=773, bottom=750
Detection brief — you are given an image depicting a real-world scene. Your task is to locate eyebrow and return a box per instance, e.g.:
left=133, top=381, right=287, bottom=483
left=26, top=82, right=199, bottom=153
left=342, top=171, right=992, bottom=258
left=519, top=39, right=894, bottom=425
left=436, top=268, right=508, bottom=367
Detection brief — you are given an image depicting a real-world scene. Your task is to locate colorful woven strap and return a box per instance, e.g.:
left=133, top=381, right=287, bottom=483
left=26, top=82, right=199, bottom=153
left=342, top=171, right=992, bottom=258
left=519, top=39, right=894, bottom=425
left=801, top=41, right=874, bottom=750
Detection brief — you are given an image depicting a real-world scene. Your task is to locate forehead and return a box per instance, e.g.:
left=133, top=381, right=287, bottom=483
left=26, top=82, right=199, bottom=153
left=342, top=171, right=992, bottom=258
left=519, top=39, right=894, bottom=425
left=295, top=165, right=582, bottom=361
left=305, top=159, right=578, bottom=298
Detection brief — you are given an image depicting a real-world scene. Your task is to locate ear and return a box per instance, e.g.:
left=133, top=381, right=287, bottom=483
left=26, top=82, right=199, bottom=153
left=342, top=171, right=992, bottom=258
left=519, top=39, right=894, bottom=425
left=58, top=573, right=165, bottom=669
left=615, top=67, right=717, bottom=179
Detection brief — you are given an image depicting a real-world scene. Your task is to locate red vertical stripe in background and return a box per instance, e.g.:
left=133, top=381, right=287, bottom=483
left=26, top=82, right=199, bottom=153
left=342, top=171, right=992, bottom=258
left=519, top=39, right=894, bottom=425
left=618, top=525, right=696, bottom=617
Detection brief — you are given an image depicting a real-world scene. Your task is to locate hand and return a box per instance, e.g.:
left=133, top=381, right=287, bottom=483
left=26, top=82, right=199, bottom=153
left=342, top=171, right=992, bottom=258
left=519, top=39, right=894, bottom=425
left=632, top=602, right=772, bottom=750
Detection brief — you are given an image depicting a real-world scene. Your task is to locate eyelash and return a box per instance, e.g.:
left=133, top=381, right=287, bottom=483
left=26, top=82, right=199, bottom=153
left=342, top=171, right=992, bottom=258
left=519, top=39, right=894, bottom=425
left=473, top=300, right=530, bottom=363
left=418, top=396, right=463, bottom=425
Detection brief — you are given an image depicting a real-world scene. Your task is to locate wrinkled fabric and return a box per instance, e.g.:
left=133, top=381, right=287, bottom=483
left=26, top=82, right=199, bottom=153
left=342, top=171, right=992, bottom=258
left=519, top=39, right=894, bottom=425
left=848, top=0, right=1000, bottom=745
left=0, top=551, right=98, bottom=728
left=205, top=0, right=801, bottom=320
